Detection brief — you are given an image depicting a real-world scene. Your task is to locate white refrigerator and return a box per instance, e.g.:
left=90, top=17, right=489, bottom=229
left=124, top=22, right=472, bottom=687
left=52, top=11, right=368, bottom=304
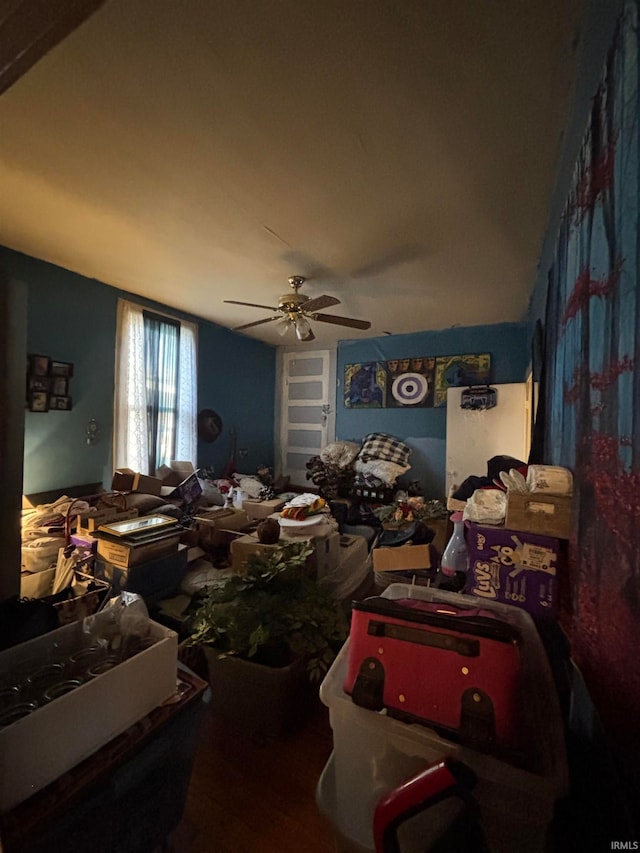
left=445, top=382, right=532, bottom=497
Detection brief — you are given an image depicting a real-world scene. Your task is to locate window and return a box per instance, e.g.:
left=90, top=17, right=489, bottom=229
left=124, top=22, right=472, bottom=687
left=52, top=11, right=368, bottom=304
left=114, top=299, right=197, bottom=474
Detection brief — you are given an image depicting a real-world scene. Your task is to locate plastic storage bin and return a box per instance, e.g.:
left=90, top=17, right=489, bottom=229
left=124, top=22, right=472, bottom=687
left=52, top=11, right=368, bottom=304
left=317, top=584, right=568, bottom=853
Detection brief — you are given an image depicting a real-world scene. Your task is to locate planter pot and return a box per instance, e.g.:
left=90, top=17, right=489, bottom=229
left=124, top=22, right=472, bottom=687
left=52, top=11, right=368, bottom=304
left=202, top=647, right=311, bottom=739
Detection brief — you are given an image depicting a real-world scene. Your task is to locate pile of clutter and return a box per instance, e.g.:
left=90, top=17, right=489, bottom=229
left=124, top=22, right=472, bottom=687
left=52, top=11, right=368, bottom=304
left=306, top=432, right=413, bottom=500
left=448, top=455, right=573, bottom=532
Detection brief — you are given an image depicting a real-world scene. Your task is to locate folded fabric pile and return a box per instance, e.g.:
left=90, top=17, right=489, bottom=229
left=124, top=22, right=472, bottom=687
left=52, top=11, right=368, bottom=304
left=352, top=432, right=412, bottom=490
left=280, top=493, right=327, bottom=521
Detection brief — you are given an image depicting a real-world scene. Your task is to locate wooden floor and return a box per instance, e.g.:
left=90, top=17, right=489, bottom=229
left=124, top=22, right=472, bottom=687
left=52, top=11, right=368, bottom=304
left=169, top=694, right=337, bottom=853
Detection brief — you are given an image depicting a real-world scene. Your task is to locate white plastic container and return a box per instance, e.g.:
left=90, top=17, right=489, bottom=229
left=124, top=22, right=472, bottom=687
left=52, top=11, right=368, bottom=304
left=0, top=610, right=177, bottom=811
left=318, top=584, right=568, bottom=853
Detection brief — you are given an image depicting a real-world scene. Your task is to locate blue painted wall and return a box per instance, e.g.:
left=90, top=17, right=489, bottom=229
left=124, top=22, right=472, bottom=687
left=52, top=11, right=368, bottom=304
left=0, top=247, right=276, bottom=495
left=197, top=321, right=276, bottom=477
left=337, top=323, right=529, bottom=496
left=337, top=323, right=529, bottom=439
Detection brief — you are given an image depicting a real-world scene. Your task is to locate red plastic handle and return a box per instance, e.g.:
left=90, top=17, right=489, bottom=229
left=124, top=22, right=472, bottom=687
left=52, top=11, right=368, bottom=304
left=373, top=759, right=461, bottom=853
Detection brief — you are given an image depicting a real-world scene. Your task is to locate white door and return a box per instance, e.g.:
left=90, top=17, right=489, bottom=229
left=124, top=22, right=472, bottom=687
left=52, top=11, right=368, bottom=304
left=279, top=350, right=333, bottom=488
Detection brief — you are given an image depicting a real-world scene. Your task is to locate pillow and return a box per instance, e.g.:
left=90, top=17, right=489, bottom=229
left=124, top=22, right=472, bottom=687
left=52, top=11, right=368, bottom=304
left=123, top=493, right=167, bottom=514
left=150, top=503, right=183, bottom=519
left=320, top=441, right=361, bottom=469
left=354, top=458, right=410, bottom=485
left=358, top=432, right=411, bottom=467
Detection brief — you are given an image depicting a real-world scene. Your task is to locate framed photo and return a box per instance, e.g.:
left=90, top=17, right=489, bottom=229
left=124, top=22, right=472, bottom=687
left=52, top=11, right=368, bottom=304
left=29, top=392, right=49, bottom=412
left=343, top=362, right=386, bottom=408
left=50, top=361, right=74, bottom=378
left=99, top=514, right=178, bottom=538
left=51, top=376, right=68, bottom=396
left=434, top=353, right=492, bottom=407
left=50, top=395, right=72, bottom=411
left=29, top=354, right=50, bottom=377
left=28, top=376, right=49, bottom=393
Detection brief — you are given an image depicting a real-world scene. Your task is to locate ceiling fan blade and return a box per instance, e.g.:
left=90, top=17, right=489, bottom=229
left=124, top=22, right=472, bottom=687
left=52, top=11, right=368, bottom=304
left=232, top=316, right=280, bottom=331
left=299, top=294, right=340, bottom=312
left=312, top=312, right=371, bottom=330
left=224, top=300, right=278, bottom=311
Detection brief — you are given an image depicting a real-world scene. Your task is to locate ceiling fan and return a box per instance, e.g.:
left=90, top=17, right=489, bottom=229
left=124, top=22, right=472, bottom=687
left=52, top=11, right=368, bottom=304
left=224, top=276, right=372, bottom=341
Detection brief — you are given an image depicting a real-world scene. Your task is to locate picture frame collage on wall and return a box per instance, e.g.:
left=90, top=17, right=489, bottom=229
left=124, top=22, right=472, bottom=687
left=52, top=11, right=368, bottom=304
left=26, top=355, right=74, bottom=412
left=343, top=353, right=491, bottom=409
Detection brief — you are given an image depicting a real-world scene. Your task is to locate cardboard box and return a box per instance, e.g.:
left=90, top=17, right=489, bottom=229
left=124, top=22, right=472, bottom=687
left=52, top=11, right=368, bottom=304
left=131, top=472, right=163, bottom=496
left=466, top=523, right=561, bottom=618
left=278, top=528, right=339, bottom=578
left=76, top=508, right=139, bottom=533
left=229, top=530, right=340, bottom=578
left=193, top=508, right=251, bottom=547
left=96, top=543, right=188, bottom=601
left=96, top=532, right=180, bottom=568
left=155, top=464, right=184, bottom=487
left=111, top=468, right=136, bottom=491
left=168, top=460, right=196, bottom=480
left=321, top=534, right=371, bottom=601
left=194, top=507, right=250, bottom=531
left=0, top=611, right=177, bottom=811
left=505, top=492, right=572, bottom=540
left=372, top=544, right=432, bottom=572
left=229, top=535, right=277, bottom=573
left=159, top=471, right=202, bottom=503
left=243, top=498, right=286, bottom=521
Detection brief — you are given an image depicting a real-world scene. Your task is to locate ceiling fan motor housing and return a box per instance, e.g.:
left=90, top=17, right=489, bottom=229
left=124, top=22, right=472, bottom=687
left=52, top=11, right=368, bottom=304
left=278, top=293, right=307, bottom=311
left=278, top=276, right=307, bottom=313
left=225, top=273, right=370, bottom=335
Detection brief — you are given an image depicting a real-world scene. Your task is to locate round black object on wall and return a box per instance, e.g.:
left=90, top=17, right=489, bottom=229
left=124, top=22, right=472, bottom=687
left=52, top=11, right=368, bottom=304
left=197, top=409, right=223, bottom=443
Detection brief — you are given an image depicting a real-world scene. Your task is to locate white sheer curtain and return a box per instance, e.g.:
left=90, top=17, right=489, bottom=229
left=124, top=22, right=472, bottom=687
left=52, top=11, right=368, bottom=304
left=114, top=299, right=198, bottom=474
left=176, top=319, right=198, bottom=464
left=114, top=300, right=148, bottom=472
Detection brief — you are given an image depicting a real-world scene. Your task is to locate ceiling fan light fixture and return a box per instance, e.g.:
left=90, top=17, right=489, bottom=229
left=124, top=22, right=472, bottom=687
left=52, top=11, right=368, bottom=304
left=295, top=315, right=312, bottom=341
left=277, top=317, right=292, bottom=336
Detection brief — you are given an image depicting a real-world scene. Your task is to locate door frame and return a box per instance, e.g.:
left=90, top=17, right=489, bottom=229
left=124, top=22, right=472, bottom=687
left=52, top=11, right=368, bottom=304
left=275, top=346, right=336, bottom=486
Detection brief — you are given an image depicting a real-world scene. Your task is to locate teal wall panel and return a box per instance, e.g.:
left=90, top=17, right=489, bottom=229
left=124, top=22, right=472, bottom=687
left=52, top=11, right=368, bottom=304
left=0, top=247, right=276, bottom=494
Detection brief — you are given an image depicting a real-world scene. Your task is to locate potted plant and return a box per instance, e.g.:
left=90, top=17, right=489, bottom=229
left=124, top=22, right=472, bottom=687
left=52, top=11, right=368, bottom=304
left=186, top=541, right=348, bottom=738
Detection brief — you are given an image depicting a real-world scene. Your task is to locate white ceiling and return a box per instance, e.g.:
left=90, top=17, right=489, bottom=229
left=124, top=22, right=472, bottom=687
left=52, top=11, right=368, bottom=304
left=0, top=0, right=583, bottom=346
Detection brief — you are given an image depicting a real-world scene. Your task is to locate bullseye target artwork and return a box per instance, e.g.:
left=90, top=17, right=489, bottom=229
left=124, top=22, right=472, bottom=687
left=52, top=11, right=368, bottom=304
left=344, top=353, right=491, bottom=409
left=385, top=356, right=435, bottom=408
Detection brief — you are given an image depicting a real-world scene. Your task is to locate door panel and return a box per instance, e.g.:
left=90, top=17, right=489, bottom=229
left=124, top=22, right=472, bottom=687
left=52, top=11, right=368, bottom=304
left=280, top=350, right=332, bottom=487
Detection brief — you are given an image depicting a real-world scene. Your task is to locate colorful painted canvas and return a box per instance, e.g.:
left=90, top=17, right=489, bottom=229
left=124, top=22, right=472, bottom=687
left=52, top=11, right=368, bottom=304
left=434, top=353, right=491, bottom=407
left=385, top=356, right=435, bottom=408
left=344, top=362, right=386, bottom=408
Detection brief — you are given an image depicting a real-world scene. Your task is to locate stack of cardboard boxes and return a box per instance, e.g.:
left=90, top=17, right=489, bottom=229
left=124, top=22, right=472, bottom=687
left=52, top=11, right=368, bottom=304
left=229, top=514, right=340, bottom=578
left=226, top=512, right=374, bottom=605
left=465, top=469, right=573, bottom=619
left=112, top=461, right=202, bottom=503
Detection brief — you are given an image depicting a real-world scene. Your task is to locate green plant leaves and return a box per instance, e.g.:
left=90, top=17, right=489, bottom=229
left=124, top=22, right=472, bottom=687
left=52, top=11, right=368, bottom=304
left=186, top=541, right=348, bottom=682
